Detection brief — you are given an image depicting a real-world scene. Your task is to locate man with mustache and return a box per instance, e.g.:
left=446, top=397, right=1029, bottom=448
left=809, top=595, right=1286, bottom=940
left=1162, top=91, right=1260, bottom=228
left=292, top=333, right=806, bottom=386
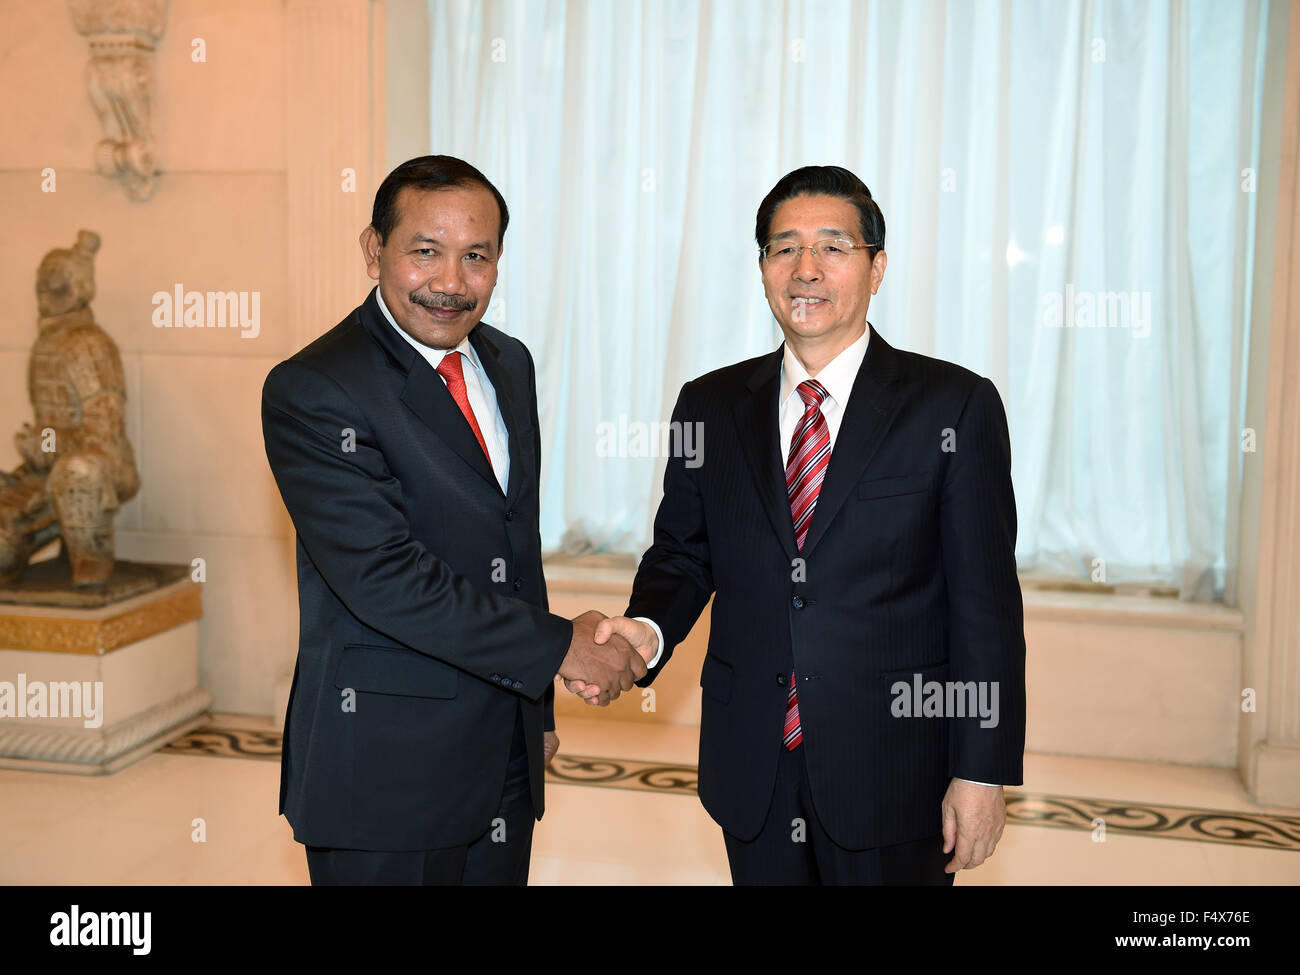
left=262, top=155, right=645, bottom=884
left=572, top=165, right=1026, bottom=884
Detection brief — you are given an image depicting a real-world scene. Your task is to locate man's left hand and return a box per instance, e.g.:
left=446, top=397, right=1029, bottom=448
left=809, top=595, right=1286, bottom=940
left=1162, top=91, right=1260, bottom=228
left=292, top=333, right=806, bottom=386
left=940, top=779, right=1005, bottom=873
left=543, top=731, right=560, bottom=767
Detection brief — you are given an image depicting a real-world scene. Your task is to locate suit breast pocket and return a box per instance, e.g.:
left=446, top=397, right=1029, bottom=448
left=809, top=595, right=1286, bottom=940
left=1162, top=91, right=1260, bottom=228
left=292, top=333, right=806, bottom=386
left=334, top=643, right=459, bottom=699
left=857, top=471, right=935, bottom=501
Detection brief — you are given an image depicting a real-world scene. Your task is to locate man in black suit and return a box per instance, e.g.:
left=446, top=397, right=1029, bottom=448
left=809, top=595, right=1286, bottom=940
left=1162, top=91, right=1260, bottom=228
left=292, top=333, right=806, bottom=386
left=569, top=165, right=1026, bottom=884
left=262, top=155, right=645, bottom=885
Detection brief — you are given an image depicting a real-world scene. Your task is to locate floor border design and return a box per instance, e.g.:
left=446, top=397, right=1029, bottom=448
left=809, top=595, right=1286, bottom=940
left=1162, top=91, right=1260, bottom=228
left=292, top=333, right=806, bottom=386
left=161, top=724, right=1300, bottom=853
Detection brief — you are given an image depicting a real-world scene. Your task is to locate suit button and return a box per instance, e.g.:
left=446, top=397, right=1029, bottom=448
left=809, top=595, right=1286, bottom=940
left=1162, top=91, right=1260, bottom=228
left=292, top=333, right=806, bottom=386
left=792, top=595, right=805, bottom=609
left=776, top=673, right=786, bottom=687
left=490, top=673, right=501, bottom=683
left=512, top=680, right=524, bottom=690
left=512, top=578, right=523, bottom=591
left=505, top=509, right=515, bottom=521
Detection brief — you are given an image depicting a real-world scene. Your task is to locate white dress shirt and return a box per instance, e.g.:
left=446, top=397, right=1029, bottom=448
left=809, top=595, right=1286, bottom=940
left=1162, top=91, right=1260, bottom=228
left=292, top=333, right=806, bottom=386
left=640, top=327, right=869, bottom=669
left=376, top=287, right=511, bottom=494
left=637, top=324, right=995, bottom=787
left=777, top=325, right=870, bottom=465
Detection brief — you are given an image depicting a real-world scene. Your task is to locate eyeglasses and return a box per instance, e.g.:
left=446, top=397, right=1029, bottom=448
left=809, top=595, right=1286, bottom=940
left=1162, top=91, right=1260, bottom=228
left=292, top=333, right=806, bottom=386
left=761, top=237, right=878, bottom=268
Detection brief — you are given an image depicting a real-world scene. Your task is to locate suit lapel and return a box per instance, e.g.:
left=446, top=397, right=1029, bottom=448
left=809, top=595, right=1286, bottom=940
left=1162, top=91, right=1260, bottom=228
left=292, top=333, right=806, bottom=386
left=400, top=358, right=501, bottom=494
left=798, top=323, right=904, bottom=556
left=357, top=287, right=510, bottom=498
left=734, top=349, right=800, bottom=561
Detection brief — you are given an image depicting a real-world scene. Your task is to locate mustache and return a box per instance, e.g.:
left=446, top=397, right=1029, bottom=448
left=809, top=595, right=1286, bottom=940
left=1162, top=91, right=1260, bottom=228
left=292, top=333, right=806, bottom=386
left=410, top=292, right=477, bottom=312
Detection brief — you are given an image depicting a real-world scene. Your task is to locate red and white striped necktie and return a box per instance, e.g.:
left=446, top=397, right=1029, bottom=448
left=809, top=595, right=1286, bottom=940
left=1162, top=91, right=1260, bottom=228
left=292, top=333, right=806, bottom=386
left=783, top=379, right=831, bottom=751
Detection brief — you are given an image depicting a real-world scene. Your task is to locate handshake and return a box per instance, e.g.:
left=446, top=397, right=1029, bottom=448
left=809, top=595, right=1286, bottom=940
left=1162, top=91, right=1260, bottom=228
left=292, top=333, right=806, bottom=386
left=557, top=610, right=660, bottom=706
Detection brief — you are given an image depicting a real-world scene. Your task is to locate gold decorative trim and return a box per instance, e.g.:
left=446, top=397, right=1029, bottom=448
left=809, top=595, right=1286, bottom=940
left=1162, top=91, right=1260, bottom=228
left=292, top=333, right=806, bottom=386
left=0, top=584, right=202, bottom=655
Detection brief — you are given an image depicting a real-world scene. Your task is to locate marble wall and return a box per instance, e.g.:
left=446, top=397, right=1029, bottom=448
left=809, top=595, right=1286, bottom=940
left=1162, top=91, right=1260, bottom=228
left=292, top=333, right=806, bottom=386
left=0, top=0, right=377, bottom=714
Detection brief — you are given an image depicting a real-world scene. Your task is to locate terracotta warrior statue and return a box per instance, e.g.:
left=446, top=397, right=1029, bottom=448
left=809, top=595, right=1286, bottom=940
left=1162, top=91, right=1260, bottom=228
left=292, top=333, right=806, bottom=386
left=0, top=231, right=139, bottom=586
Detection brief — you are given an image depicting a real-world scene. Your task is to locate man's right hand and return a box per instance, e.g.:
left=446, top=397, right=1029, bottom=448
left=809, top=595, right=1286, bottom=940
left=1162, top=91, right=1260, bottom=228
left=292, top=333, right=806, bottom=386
left=564, top=616, right=659, bottom=706
left=558, top=610, right=647, bottom=706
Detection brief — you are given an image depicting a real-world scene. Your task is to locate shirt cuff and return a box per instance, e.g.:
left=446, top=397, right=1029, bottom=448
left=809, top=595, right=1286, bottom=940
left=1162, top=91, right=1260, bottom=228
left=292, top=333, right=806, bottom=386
left=955, top=778, right=1001, bottom=787
left=633, top=617, right=665, bottom=669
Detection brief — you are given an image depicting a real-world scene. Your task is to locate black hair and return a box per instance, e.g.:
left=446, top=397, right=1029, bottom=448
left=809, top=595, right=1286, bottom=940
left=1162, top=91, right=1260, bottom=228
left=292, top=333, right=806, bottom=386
left=754, top=165, right=885, bottom=255
left=370, top=155, right=509, bottom=247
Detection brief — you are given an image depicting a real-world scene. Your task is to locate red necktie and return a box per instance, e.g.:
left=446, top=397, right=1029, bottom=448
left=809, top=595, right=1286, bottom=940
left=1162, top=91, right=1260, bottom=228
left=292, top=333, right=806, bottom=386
left=435, top=351, right=492, bottom=463
left=783, top=379, right=831, bottom=751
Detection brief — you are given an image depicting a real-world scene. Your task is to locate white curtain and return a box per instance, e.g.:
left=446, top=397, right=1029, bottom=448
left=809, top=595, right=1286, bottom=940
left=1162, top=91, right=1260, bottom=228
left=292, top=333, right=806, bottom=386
left=429, top=0, right=1278, bottom=600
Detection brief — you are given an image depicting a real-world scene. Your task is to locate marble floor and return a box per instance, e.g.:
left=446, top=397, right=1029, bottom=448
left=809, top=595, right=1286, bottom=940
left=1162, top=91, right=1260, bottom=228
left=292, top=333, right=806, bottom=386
left=1, top=713, right=1297, bottom=885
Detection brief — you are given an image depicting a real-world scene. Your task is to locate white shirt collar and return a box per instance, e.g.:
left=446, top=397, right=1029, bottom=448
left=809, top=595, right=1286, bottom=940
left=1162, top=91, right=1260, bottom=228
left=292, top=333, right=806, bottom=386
left=374, top=285, right=484, bottom=375
left=780, top=324, right=871, bottom=408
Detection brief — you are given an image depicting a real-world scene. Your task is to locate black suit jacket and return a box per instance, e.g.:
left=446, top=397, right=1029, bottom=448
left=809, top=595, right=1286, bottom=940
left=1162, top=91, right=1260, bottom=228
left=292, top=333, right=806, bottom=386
left=261, top=287, right=572, bottom=851
left=628, top=325, right=1026, bottom=849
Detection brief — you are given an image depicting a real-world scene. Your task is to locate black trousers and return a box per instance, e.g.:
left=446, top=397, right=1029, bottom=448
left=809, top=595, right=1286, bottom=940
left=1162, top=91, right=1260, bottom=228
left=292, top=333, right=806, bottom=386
left=305, top=707, right=536, bottom=885
left=723, top=736, right=955, bottom=885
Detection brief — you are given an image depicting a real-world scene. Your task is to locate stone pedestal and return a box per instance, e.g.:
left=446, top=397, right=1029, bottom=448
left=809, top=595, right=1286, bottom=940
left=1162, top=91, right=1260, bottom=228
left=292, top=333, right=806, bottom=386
left=0, top=565, right=209, bottom=774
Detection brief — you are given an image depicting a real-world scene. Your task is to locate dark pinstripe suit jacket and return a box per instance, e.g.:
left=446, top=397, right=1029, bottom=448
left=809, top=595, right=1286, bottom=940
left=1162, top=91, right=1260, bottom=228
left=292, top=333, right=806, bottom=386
left=262, top=287, right=571, bottom=851
left=627, top=324, right=1026, bottom=848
